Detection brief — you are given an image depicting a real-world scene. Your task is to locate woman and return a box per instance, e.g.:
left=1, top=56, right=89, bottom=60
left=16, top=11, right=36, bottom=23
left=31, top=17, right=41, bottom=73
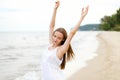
left=41, top=1, right=89, bottom=80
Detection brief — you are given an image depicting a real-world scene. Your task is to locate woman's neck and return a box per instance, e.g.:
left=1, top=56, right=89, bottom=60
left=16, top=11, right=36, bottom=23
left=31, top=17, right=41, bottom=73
left=51, top=44, right=58, bottom=48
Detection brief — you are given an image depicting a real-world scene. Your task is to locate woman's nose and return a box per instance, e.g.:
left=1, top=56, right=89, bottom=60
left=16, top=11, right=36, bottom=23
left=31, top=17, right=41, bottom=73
left=54, top=37, right=57, bottom=41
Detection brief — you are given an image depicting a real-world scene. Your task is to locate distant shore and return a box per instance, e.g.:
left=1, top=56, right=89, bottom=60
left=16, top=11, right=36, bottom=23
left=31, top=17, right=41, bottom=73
left=67, top=31, right=120, bottom=80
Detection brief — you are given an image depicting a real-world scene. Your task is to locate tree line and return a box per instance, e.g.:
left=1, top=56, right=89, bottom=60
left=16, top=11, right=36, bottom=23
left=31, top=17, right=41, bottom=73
left=99, top=8, right=120, bottom=31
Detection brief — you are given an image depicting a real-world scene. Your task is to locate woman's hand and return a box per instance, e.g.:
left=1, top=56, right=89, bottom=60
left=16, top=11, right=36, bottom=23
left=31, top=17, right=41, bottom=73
left=81, top=5, right=89, bottom=18
left=54, top=0, right=60, bottom=9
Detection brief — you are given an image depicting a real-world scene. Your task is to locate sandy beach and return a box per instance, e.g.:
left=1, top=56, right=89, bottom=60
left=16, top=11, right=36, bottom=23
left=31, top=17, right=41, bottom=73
left=67, top=31, right=120, bottom=80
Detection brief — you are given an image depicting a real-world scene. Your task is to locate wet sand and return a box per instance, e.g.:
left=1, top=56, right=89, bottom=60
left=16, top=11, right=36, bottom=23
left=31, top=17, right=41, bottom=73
left=67, top=31, right=120, bottom=80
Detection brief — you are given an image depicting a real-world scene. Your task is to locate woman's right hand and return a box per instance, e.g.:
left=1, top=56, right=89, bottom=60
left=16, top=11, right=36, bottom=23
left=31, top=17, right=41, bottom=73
left=54, top=0, right=60, bottom=9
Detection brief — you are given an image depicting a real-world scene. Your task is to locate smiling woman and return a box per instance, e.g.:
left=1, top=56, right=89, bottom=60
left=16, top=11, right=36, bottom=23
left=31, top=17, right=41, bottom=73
left=41, top=1, right=89, bottom=80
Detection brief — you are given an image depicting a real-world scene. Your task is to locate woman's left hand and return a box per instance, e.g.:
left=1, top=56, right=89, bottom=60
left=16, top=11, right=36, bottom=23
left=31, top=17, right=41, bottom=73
left=54, top=0, right=60, bottom=9
left=81, top=5, right=89, bottom=18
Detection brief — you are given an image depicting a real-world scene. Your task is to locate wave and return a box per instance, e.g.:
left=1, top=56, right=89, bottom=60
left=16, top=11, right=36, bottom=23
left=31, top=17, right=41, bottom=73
left=0, top=46, right=16, bottom=51
left=14, top=71, right=41, bottom=80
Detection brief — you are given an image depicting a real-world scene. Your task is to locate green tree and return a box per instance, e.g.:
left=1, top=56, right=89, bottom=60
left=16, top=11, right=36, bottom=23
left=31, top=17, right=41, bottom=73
left=116, top=8, right=120, bottom=24
left=99, top=8, right=120, bottom=31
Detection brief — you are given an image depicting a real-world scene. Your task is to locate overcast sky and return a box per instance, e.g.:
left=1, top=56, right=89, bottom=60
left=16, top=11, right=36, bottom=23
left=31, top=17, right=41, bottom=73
left=0, top=0, right=120, bottom=32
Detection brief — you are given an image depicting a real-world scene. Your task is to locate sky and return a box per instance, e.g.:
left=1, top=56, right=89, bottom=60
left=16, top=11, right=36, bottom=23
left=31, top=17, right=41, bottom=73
left=0, top=0, right=120, bottom=32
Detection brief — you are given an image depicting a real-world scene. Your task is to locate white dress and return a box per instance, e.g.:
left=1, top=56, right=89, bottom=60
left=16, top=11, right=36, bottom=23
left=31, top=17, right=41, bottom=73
left=41, top=46, right=66, bottom=80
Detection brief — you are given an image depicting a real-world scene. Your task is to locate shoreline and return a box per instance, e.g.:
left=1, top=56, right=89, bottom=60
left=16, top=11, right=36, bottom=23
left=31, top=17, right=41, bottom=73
left=63, top=31, right=99, bottom=78
left=67, top=31, right=120, bottom=80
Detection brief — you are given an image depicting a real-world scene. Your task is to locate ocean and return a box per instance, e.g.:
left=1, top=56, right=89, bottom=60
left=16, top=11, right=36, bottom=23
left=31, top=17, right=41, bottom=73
left=0, top=31, right=99, bottom=80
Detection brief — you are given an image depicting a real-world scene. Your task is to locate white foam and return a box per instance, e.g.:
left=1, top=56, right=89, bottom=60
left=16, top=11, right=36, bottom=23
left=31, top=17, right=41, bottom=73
left=15, top=71, right=40, bottom=80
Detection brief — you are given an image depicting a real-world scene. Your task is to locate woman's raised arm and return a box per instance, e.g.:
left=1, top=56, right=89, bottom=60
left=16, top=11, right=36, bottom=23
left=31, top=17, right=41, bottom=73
left=70, top=6, right=89, bottom=35
left=49, top=1, right=60, bottom=44
left=58, top=6, right=89, bottom=58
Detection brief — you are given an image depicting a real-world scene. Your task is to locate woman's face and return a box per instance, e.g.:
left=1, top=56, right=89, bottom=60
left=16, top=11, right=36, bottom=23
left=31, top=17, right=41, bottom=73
left=52, top=31, right=64, bottom=46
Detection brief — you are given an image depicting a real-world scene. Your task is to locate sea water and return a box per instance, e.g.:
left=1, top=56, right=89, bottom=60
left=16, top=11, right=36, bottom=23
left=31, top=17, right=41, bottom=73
left=0, top=32, right=49, bottom=80
left=0, top=31, right=100, bottom=80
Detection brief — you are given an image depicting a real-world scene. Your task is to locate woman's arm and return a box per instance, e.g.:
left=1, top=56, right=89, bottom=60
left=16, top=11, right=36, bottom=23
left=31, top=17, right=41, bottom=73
left=58, top=6, right=89, bottom=58
left=70, top=6, right=89, bottom=35
left=49, top=1, right=60, bottom=44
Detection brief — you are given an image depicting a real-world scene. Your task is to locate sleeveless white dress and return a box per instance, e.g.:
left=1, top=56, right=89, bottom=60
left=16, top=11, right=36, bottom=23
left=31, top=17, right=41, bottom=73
left=41, top=46, right=66, bottom=80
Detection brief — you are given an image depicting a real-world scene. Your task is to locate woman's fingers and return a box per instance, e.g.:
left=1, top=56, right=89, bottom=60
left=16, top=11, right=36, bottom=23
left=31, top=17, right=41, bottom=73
left=55, top=0, right=60, bottom=9
left=81, top=5, right=89, bottom=17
